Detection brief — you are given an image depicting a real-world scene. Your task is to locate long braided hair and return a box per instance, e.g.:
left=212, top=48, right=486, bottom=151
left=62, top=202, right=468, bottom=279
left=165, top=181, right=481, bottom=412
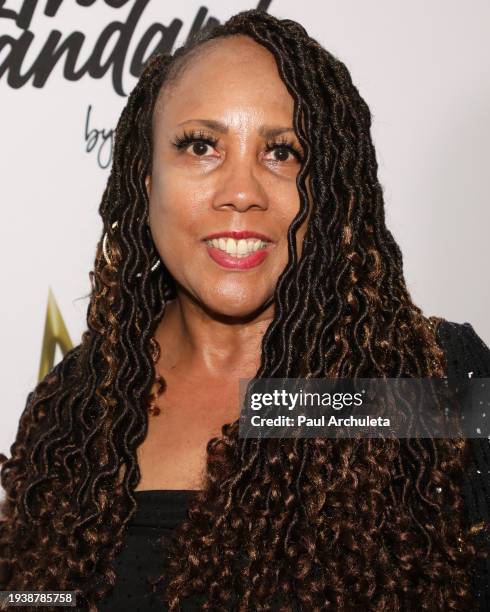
left=0, top=9, right=483, bottom=611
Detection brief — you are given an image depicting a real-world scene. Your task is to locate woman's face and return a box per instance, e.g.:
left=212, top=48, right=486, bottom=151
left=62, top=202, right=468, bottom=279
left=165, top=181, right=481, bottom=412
left=146, top=35, right=309, bottom=319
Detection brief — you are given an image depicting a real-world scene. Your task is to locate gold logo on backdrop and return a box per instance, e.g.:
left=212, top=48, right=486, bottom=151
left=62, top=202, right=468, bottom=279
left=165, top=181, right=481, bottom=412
left=38, top=287, right=73, bottom=382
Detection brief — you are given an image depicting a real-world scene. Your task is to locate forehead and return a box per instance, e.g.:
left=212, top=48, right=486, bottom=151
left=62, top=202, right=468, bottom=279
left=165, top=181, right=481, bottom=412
left=153, top=35, right=295, bottom=131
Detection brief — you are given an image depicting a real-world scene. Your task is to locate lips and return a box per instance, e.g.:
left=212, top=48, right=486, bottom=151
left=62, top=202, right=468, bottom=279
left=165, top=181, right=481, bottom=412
left=201, top=230, right=275, bottom=270
left=205, top=241, right=272, bottom=269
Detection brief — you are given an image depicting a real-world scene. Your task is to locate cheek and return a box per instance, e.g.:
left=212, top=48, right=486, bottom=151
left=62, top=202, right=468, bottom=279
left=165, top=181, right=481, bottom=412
left=274, top=175, right=301, bottom=213
left=272, top=185, right=302, bottom=233
left=149, top=174, right=207, bottom=246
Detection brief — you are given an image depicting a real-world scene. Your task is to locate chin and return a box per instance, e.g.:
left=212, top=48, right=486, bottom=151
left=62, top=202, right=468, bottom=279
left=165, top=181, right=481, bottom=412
left=202, top=289, right=273, bottom=321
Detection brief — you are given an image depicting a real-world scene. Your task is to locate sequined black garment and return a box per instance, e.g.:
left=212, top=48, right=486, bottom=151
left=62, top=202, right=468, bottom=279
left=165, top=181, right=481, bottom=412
left=97, top=320, right=490, bottom=611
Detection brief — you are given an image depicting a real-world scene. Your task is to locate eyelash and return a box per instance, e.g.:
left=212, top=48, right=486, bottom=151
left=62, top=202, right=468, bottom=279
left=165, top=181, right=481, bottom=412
left=265, top=136, right=304, bottom=162
left=171, top=129, right=303, bottom=162
left=172, top=130, right=218, bottom=152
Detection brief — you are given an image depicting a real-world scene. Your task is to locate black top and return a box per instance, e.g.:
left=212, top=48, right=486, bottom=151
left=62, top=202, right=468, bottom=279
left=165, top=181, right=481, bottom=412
left=97, top=490, right=199, bottom=611
left=97, top=320, right=490, bottom=611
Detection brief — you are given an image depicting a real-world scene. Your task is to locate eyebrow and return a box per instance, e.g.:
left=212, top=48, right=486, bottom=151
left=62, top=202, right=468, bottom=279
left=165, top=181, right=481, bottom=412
left=176, top=118, right=296, bottom=139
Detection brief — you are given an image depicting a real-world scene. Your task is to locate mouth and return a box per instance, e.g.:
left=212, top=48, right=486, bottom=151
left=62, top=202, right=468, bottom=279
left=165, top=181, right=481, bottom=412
left=202, top=235, right=274, bottom=270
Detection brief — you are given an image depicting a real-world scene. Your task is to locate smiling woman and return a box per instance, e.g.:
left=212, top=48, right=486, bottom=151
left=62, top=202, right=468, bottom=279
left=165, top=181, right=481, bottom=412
left=144, top=36, right=308, bottom=323
left=1, top=8, right=489, bottom=612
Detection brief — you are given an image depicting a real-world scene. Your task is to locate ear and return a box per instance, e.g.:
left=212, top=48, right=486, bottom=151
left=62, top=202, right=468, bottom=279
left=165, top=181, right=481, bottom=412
left=145, top=174, right=151, bottom=198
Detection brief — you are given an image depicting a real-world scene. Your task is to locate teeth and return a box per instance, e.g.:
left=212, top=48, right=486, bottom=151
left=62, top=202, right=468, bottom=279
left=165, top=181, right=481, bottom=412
left=236, top=239, right=247, bottom=256
left=226, top=237, right=237, bottom=256
left=206, top=237, right=268, bottom=258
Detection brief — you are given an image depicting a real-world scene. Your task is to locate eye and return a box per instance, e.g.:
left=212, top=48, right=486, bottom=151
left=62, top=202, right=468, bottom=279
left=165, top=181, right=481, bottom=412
left=171, top=129, right=219, bottom=157
left=264, top=138, right=303, bottom=163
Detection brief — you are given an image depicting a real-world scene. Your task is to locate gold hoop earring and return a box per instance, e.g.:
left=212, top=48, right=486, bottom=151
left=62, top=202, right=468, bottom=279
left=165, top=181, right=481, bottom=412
left=102, top=221, right=161, bottom=276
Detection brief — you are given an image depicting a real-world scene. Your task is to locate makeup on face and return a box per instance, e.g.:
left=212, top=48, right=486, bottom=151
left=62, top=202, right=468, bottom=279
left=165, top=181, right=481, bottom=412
left=202, top=230, right=276, bottom=270
left=147, top=36, right=309, bottom=318
left=167, top=122, right=302, bottom=272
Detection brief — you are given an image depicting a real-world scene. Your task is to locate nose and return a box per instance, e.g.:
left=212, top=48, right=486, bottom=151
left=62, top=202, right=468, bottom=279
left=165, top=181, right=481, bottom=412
left=211, top=156, right=269, bottom=213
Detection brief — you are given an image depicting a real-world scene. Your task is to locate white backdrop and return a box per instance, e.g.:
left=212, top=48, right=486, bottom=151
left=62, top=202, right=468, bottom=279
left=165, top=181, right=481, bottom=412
left=1, top=0, right=489, bottom=457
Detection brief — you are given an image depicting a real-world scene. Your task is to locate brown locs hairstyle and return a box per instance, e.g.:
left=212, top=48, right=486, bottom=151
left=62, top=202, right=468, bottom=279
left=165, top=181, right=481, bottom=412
left=0, top=9, right=485, bottom=611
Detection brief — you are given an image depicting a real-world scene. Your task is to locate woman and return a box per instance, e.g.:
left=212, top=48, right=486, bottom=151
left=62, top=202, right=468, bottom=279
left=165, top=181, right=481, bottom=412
left=1, top=8, right=489, bottom=611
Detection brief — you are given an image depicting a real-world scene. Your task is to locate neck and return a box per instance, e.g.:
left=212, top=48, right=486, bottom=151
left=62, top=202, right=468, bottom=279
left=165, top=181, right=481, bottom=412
left=154, top=292, right=274, bottom=379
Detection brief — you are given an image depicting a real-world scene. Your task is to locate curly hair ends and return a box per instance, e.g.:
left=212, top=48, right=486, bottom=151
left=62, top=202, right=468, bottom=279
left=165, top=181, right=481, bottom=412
left=0, top=8, right=484, bottom=611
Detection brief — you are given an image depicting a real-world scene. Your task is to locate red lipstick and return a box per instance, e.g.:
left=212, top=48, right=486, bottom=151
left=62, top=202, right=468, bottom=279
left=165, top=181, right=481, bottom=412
left=203, top=231, right=274, bottom=270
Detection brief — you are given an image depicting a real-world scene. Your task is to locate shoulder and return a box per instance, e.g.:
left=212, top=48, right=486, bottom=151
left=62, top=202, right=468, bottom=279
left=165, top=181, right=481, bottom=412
left=435, top=319, right=490, bottom=378
left=438, top=321, right=490, bottom=554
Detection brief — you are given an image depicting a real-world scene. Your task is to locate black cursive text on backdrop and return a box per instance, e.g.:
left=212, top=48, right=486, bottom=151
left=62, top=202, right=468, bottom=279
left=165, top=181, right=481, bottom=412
left=0, top=0, right=272, bottom=96
left=84, top=104, right=113, bottom=169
